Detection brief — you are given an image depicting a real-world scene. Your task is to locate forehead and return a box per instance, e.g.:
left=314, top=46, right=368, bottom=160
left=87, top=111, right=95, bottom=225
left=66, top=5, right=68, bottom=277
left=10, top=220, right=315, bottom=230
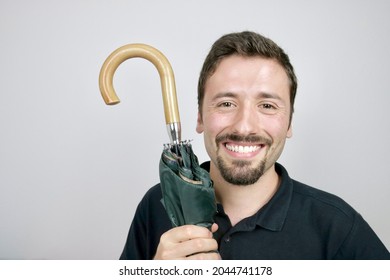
left=212, top=55, right=290, bottom=86
left=205, top=55, right=290, bottom=101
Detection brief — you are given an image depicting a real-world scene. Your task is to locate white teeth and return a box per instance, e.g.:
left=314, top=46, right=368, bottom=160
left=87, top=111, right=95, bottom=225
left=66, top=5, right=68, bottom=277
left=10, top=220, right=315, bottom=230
left=225, top=144, right=260, bottom=153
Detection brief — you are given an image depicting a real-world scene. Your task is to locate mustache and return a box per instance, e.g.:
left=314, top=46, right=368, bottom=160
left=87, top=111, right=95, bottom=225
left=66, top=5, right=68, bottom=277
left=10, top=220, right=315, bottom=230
left=216, top=133, right=272, bottom=146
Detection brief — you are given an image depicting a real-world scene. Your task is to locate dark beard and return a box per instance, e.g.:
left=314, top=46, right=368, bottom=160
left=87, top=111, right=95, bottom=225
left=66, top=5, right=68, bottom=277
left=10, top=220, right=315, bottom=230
left=215, top=133, right=271, bottom=185
left=216, top=156, right=266, bottom=186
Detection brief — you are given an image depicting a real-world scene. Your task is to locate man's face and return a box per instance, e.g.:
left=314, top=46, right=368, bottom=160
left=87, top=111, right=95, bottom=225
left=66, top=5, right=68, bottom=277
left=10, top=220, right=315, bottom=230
left=196, top=55, right=292, bottom=186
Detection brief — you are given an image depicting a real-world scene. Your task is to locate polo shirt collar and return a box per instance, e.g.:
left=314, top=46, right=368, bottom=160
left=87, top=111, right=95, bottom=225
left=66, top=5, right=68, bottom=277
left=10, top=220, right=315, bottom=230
left=254, top=163, right=293, bottom=231
left=200, top=161, right=293, bottom=232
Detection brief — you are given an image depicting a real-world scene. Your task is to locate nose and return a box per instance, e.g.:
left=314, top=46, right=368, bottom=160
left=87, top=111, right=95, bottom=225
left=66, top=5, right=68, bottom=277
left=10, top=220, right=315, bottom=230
left=231, top=105, right=258, bottom=135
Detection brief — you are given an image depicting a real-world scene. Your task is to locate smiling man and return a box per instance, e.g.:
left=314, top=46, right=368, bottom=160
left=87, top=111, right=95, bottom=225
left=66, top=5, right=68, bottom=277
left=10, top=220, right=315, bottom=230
left=120, top=31, right=389, bottom=260
left=196, top=54, right=293, bottom=228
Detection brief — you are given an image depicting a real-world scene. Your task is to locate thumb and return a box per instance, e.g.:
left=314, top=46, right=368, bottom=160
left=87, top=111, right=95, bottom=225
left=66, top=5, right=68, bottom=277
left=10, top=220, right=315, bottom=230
left=211, top=223, right=219, bottom=233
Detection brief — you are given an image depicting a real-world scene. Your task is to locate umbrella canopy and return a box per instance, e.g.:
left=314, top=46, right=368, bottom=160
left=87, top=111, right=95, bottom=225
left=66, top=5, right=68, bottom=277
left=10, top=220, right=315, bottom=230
left=160, top=141, right=215, bottom=228
left=98, top=43, right=216, bottom=229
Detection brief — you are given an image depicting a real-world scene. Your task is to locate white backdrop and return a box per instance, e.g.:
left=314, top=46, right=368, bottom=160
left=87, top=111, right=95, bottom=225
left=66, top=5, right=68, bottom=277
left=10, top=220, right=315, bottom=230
left=0, top=0, right=389, bottom=259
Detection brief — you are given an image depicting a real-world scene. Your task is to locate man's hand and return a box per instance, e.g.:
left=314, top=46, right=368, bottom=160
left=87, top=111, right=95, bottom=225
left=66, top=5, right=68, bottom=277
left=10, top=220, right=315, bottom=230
left=153, top=223, right=220, bottom=260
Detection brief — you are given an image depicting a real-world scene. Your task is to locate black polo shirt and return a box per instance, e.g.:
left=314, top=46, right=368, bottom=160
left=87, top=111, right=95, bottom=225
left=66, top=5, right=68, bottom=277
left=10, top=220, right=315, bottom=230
left=120, top=162, right=389, bottom=259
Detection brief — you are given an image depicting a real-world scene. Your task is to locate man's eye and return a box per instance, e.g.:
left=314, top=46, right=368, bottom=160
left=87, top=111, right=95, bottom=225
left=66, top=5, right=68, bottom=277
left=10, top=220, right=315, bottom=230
left=219, top=102, right=234, bottom=107
left=261, top=103, right=275, bottom=110
left=259, top=103, right=279, bottom=115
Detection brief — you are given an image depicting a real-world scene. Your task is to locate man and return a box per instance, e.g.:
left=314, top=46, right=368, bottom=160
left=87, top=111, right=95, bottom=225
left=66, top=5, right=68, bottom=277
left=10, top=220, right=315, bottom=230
left=120, top=31, right=389, bottom=260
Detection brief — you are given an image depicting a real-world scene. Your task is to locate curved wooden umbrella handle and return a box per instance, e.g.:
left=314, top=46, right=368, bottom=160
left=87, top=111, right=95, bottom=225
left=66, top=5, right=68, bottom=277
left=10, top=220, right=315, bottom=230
left=99, top=43, right=181, bottom=144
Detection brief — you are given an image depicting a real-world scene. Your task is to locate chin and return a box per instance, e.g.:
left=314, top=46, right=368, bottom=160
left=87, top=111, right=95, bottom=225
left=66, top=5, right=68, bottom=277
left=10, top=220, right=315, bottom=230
left=217, top=157, right=266, bottom=186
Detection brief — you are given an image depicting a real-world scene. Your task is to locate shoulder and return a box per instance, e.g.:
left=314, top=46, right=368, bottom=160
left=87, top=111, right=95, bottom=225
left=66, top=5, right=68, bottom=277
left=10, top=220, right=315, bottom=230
left=288, top=180, right=389, bottom=259
left=136, top=183, right=164, bottom=214
left=275, top=162, right=358, bottom=220
left=291, top=180, right=357, bottom=218
left=142, top=183, right=163, bottom=202
left=120, top=183, right=171, bottom=260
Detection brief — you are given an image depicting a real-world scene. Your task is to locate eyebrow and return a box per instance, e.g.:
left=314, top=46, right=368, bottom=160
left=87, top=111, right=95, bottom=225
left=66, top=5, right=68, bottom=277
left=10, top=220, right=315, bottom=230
left=256, top=91, right=283, bottom=101
left=211, top=92, right=237, bottom=101
left=212, top=91, right=283, bottom=101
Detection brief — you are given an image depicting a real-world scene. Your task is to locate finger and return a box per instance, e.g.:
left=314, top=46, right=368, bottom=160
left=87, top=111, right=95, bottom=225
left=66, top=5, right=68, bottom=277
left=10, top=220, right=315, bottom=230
left=155, top=235, right=217, bottom=260
left=211, top=223, right=219, bottom=233
left=177, top=237, right=219, bottom=257
left=155, top=225, right=215, bottom=259
left=186, top=251, right=221, bottom=260
left=164, top=225, right=213, bottom=243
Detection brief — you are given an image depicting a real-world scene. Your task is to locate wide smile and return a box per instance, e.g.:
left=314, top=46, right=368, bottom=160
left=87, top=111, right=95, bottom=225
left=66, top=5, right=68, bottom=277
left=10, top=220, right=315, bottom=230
left=223, top=142, right=265, bottom=158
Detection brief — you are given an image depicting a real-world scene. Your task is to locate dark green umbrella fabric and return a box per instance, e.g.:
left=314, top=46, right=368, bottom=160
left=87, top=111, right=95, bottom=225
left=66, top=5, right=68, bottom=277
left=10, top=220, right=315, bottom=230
left=159, top=141, right=216, bottom=229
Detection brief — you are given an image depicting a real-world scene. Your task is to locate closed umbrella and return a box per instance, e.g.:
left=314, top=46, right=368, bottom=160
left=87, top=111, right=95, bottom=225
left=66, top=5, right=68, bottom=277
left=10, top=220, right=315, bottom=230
left=98, top=44, right=216, bottom=229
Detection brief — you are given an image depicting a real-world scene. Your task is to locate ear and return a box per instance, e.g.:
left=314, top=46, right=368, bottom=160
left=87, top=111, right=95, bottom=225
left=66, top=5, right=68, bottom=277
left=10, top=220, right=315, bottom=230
left=287, top=124, right=293, bottom=138
left=196, top=112, right=204, bottom=134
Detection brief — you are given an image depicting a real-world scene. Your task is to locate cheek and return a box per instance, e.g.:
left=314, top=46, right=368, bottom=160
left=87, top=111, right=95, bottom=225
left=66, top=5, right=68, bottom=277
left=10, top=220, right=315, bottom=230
left=202, top=113, right=231, bottom=136
left=262, top=116, right=291, bottom=138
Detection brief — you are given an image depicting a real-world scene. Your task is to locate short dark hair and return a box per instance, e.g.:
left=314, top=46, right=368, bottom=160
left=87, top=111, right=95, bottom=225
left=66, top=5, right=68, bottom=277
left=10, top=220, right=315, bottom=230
left=198, top=31, right=297, bottom=123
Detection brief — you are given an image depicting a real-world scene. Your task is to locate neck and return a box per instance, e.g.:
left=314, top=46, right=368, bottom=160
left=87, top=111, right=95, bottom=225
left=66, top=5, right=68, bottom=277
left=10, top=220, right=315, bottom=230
left=210, top=162, right=280, bottom=226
